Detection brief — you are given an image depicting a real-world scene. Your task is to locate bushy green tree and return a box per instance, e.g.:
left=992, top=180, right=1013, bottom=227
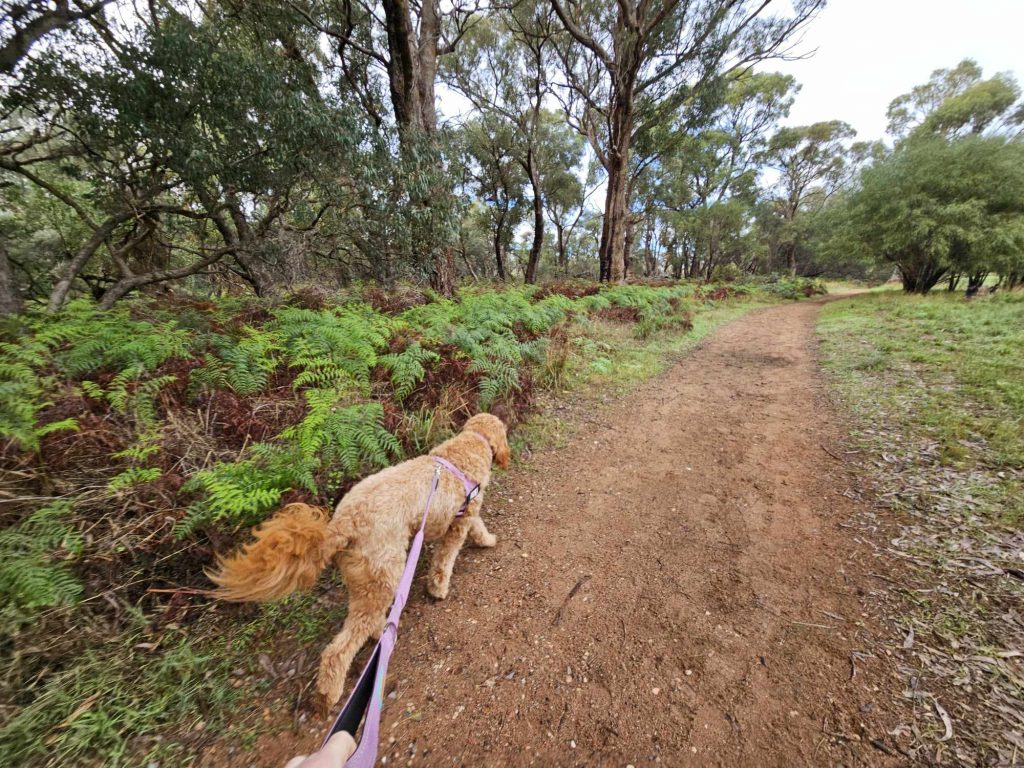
left=1, top=4, right=368, bottom=310
left=842, top=137, right=1024, bottom=293
left=826, top=61, right=1024, bottom=293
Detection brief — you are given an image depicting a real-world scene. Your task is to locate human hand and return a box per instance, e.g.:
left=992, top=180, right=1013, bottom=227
left=284, top=732, right=357, bottom=768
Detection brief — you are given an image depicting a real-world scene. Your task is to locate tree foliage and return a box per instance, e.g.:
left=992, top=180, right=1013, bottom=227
left=820, top=60, right=1024, bottom=293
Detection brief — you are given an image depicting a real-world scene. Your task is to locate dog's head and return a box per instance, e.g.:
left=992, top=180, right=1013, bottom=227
left=464, top=413, right=510, bottom=469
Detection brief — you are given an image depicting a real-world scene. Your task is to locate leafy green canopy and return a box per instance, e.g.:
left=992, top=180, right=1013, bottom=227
left=851, top=136, right=1024, bottom=292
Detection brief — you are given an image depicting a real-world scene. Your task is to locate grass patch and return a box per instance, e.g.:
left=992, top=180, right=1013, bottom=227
left=820, top=291, right=1024, bottom=474
left=818, top=290, right=1024, bottom=764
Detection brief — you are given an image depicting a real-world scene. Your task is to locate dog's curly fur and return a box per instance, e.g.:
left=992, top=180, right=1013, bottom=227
left=207, top=413, right=510, bottom=711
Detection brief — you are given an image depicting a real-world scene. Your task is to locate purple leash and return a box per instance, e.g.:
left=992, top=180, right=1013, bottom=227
left=322, top=456, right=480, bottom=767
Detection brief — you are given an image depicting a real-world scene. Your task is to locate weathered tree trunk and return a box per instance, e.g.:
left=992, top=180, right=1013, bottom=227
left=555, top=222, right=566, bottom=273
left=622, top=215, right=635, bottom=279
left=523, top=150, right=544, bottom=284
left=600, top=91, right=633, bottom=283
left=432, top=248, right=455, bottom=296
left=0, top=243, right=23, bottom=314
left=596, top=202, right=612, bottom=281
left=47, top=214, right=132, bottom=312
left=786, top=244, right=798, bottom=277
left=493, top=209, right=507, bottom=280
left=665, top=237, right=681, bottom=279
left=381, top=0, right=455, bottom=295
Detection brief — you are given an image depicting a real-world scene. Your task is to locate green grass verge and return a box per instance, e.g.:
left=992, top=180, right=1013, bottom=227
left=817, top=290, right=1024, bottom=763
left=820, top=291, right=1024, bottom=499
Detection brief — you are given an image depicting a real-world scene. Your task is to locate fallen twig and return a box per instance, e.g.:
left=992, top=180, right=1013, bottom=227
left=820, top=444, right=843, bottom=462
left=789, top=621, right=837, bottom=630
left=553, top=575, right=591, bottom=626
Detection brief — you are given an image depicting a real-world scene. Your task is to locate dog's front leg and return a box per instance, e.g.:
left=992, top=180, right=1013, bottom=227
left=427, top=516, right=472, bottom=600
left=467, top=515, right=497, bottom=548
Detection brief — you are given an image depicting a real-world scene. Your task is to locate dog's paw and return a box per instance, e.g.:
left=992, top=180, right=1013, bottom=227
left=476, top=532, right=497, bottom=548
left=426, top=577, right=450, bottom=600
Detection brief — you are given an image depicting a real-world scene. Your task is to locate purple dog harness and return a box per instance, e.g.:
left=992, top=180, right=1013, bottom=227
left=321, top=438, right=486, bottom=767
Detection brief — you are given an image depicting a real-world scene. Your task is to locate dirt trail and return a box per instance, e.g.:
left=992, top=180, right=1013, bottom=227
left=229, top=296, right=900, bottom=767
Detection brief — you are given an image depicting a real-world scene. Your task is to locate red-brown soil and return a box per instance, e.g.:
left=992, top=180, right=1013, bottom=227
left=207, top=296, right=901, bottom=767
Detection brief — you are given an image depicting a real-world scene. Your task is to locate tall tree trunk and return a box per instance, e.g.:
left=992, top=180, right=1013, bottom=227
left=381, top=0, right=455, bottom=296
left=493, top=209, right=507, bottom=280
left=432, top=247, right=455, bottom=296
left=666, top=237, right=681, bottom=279
left=642, top=223, right=654, bottom=277
left=555, top=222, right=566, bottom=273
left=523, top=151, right=544, bottom=284
left=622, top=215, right=635, bottom=279
left=597, top=202, right=611, bottom=281
left=0, top=243, right=23, bottom=314
left=599, top=83, right=633, bottom=283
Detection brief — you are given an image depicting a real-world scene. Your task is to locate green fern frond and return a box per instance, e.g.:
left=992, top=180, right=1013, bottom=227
left=108, top=466, right=162, bottom=491
left=177, top=443, right=317, bottom=535
left=378, top=342, right=438, bottom=399
left=0, top=501, right=82, bottom=619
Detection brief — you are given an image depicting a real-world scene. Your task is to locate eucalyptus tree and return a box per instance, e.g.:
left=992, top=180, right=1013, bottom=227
left=461, top=116, right=529, bottom=280
left=538, top=111, right=589, bottom=274
left=443, top=1, right=570, bottom=283
left=887, top=58, right=1023, bottom=141
left=283, top=0, right=485, bottom=295
left=662, top=69, right=795, bottom=278
left=763, top=120, right=855, bottom=275
left=547, top=0, right=823, bottom=282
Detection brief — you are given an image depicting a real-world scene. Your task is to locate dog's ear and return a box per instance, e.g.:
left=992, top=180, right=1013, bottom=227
left=466, top=413, right=511, bottom=468
left=494, top=425, right=510, bottom=469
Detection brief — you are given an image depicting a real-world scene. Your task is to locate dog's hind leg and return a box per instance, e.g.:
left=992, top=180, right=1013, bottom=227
left=315, top=552, right=401, bottom=712
left=426, top=517, right=472, bottom=600
left=467, top=516, right=497, bottom=548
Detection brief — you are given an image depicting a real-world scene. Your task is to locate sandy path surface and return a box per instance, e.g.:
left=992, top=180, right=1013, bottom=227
left=217, top=296, right=899, bottom=767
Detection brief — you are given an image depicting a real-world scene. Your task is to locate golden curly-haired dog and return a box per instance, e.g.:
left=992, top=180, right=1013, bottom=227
left=207, top=413, right=510, bottom=711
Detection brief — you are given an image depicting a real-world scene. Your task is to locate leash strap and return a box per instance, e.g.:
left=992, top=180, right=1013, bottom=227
left=323, top=465, right=441, bottom=767
left=432, top=456, right=480, bottom=514
left=322, top=452, right=480, bottom=767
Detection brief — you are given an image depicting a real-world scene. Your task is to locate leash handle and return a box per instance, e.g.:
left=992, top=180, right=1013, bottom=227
left=323, top=466, right=442, bottom=768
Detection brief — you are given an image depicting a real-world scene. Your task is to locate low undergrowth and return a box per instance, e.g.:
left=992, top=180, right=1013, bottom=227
left=818, top=291, right=1024, bottom=766
left=0, top=277, right=822, bottom=766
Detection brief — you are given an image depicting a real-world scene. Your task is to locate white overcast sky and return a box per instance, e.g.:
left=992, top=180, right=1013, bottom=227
left=769, top=0, right=1024, bottom=141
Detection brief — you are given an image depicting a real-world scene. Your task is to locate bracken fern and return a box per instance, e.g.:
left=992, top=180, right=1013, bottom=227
left=0, top=501, right=82, bottom=630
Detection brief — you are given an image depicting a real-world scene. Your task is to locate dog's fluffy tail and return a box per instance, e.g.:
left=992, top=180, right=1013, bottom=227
left=206, top=503, right=352, bottom=602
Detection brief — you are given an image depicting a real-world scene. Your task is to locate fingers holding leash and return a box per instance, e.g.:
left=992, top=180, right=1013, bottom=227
left=284, top=731, right=357, bottom=768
